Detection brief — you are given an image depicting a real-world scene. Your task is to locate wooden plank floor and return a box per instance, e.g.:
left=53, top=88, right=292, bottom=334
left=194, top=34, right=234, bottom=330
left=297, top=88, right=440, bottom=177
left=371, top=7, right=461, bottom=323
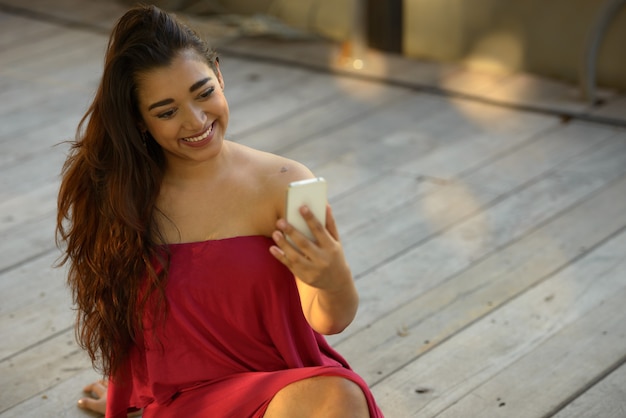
left=1, top=1, right=626, bottom=417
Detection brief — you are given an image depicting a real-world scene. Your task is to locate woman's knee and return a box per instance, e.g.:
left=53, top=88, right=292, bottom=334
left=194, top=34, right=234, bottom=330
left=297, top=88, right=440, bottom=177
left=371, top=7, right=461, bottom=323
left=265, top=376, right=369, bottom=417
left=317, top=376, right=368, bottom=414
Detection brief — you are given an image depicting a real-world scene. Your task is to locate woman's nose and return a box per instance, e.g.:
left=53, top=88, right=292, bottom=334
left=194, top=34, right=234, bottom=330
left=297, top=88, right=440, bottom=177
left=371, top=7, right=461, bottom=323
left=183, top=105, right=207, bottom=131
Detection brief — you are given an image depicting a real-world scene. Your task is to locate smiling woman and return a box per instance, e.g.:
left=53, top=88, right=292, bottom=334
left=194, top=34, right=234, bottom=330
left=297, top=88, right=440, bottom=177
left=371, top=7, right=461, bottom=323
left=136, top=50, right=228, bottom=160
left=55, top=4, right=383, bottom=418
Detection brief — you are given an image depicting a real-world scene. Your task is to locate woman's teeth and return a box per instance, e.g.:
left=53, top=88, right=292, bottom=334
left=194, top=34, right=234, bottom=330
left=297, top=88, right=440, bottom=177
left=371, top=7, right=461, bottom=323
left=183, top=124, right=213, bottom=142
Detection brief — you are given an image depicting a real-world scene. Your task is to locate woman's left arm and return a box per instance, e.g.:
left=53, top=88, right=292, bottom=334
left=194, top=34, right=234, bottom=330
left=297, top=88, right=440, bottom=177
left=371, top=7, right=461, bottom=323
left=270, top=204, right=359, bottom=335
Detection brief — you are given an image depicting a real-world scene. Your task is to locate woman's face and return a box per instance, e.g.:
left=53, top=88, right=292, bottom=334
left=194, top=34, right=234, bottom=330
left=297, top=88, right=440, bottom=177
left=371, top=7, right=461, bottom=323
left=136, top=50, right=229, bottom=166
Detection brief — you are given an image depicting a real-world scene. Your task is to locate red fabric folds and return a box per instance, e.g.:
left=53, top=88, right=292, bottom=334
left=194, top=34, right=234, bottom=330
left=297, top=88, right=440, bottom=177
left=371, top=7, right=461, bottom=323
left=105, top=235, right=383, bottom=417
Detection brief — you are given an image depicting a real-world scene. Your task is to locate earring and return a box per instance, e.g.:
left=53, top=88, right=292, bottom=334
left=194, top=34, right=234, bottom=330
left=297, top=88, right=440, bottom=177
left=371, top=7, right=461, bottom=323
left=141, top=131, right=148, bottom=149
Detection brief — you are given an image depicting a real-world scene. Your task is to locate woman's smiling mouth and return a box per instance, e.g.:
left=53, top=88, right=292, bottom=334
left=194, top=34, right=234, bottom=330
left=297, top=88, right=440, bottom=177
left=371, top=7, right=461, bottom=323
left=182, top=121, right=214, bottom=143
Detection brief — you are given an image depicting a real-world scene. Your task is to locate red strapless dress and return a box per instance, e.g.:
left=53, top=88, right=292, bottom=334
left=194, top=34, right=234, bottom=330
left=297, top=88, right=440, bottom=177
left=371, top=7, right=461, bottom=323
left=105, top=235, right=383, bottom=417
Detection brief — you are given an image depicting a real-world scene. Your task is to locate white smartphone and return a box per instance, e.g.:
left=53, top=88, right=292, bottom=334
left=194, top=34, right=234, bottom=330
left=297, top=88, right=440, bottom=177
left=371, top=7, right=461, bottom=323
left=285, top=177, right=327, bottom=241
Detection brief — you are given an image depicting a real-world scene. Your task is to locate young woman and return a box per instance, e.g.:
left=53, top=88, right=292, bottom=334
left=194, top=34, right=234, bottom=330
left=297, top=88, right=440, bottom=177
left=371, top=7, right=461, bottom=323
left=57, top=4, right=383, bottom=417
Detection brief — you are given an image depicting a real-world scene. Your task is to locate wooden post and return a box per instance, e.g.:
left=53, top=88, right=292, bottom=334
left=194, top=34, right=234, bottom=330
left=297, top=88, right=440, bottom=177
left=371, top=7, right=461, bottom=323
left=367, top=0, right=403, bottom=53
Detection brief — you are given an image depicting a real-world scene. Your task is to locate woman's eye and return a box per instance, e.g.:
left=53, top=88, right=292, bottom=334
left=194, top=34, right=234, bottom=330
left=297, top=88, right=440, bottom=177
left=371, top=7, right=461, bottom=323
left=157, top=109, right=177, bottom=119
left=199, top=87, right=215, bottom=99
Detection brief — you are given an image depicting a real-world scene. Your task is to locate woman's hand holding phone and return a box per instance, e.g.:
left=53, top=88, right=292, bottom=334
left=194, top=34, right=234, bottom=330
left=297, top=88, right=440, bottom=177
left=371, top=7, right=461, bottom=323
left=270, top=177, right=349, bottom=290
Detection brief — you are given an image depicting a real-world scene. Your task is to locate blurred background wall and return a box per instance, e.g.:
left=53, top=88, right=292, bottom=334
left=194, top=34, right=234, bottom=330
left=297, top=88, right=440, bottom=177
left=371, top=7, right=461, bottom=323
left=148, top=0, right=626, bottom=91
left=403, top=0, right=626, bottom=91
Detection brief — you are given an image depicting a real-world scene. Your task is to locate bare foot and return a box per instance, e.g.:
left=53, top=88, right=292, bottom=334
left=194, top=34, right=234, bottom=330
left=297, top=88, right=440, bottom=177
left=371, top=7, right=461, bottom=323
left=77, top=380, right=107, bottom=415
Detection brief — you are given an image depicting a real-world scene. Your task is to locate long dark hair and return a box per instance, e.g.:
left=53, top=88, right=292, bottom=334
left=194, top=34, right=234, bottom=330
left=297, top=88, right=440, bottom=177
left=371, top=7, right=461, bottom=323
left=56, top=4, right=218, bottom=377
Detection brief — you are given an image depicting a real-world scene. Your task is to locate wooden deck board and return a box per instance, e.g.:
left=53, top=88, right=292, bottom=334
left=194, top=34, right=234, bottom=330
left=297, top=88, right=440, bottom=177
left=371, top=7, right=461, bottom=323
left=329, top=132, right=626, bottom=348
left=371, top=228, right=626, bottom=417
left=0, top=327, right=91, bottom=412
left=280, top=94, right=450, bottom=169
left=393, top=99, right=558, bottom=178
left=340, top=126, right=624, bottom=281
left=0, top=251, right=70, bottom=358
left=0, top=13, right=61, bottom=52
left=233, top=78, right=409, bottom=152
left=435, top=247, right=626, bottom=418
left=0, top=0, right=124, bottom=30
left=553, top=361, right=626, bottom=418
left=0, top=213, right=56, bottom=273
left=1, top=1, right=626, bottom=417
left=1, top=368, right=103, bottom=418
left=335, top=174, right=626, bottom=385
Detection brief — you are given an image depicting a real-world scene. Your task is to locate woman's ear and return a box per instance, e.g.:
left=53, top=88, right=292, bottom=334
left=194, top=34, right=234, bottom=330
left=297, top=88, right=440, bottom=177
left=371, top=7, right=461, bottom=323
left=215, top=58, right=224, bottom=90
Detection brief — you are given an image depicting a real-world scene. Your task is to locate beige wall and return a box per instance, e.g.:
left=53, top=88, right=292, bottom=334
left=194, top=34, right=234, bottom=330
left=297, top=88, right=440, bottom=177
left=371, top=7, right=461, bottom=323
left=403, top=0, right=626, bottom=90
left=208, top=0, right=626, bottom=90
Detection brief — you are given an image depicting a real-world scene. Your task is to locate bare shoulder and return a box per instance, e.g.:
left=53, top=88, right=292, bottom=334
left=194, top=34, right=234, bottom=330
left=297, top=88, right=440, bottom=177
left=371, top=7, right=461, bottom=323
left=227, top=141, right=316, bottom=216
left=229, top=141, right=315, bottom=186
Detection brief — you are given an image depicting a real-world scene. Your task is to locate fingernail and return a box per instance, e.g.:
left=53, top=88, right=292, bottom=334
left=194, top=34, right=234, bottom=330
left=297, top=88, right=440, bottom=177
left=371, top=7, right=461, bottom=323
left=77, top=399, right=85, bottom=408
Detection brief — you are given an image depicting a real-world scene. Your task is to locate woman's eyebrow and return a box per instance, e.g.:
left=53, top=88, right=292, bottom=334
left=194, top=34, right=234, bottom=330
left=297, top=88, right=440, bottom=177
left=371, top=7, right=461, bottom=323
left=189, top=77, right=211, bottom=93
left=147, top=77, right=212, bottom=111
left=148, top=98, right=174, bottom=111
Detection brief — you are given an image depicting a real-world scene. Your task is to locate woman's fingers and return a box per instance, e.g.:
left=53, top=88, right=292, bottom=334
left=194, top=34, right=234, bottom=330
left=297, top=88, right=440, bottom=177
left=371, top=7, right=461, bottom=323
left=299, top=205, right=332, bottom=247
left=269, top=204, right=349, bottom=290
left=324, top=204, right=340, bottom=241
left=271, top=226, right=312, bottom=266
left=271, top=204, right=342, bottom=259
